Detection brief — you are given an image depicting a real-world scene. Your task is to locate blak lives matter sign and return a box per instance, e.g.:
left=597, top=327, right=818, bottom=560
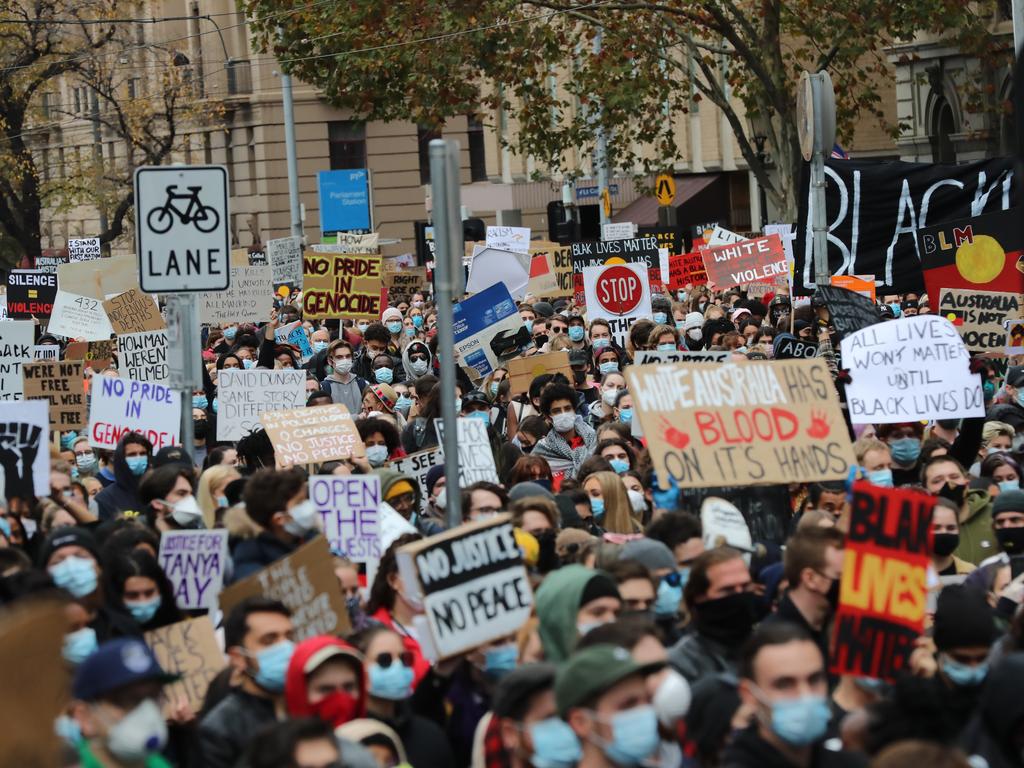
left=134, top=165, right=230, bottom=294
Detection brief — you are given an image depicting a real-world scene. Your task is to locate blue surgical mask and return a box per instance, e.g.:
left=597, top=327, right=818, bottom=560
left=126, top=596, right=162, bottom=625
left=126, top=456, right=149, bottom=476
left=489, top=381, right=499, bottom=397
left=609, top=458, right=629, bottom=475
left=412, top=315, right=424, bottom=328
left=313, top=340, right=329, bottom=353
left=599, top=705, right=660, bottom=765
left=404, top=327, right=415, bottom=337
left=75, top=453, right=97, bottom=472
left=599, top=361, right=619, bottom=375
left=865, top=468, right=893, bottom=488
left=592, top=337, right=611, bottom=350
left=396, top=395, right=413, bottom=413
left=1000, top=479, right=1020, bottom=493
left=61, top=431, right=79, bottom=450
left=889, top=437, right=921, bottom=464
left=251, top=640, right=295, bottom=693
left=369, top=661, right=414, bottom=700
left=216, top=495, right=229, bottom=508
left=365, top=444, right=389, bottom=467
left=675, top=321, right=686, bottom=331
left=375, top=368, right=394, bottom=384
left=386, top=321, right=403, bottom=335
left=224, top=327, right=237, bottom=340
left=653, top=311, right=668, bottom=325
left=468, top=410, right=491, bottom=427
left=678, top=567, right=690, bottom=589
left=657, top=343, right=676, bottom=352
left=483, top=643, right=518, bottom=678
left=618, top=408, right=633, bottom=424
left=568, top=326, right=585, bottom=342
left=454, top=397, right=462, bottom=413
left=523, top=320, right=534, bottom=334
left=765, top=694, right=831, bottom=746
left=212, top=397, right=219, bottom=413
left=62, top=626, right=98, bottom=665
left=357, top=322, right=369, bottom=333
left=530, top=717, right=582, bottom=768
left=192, top=395, right=208, bottom=410
left=590, top=497, right=605, bottom=519
left=942, top=656, right=989, bottom=687
left=242, top=358, right=256, bottom=370
left=55, top=714, right=83, bottom=746
left=655, top=578, right=683, bottom=617
left=49, top=556, right=98, bottom=598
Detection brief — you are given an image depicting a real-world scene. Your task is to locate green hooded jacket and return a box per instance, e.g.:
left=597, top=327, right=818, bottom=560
left=534, top=564, right=603, bottom=663
left=955, top=487, right=998, bottom=566
left=374, top=468, right=423, bottom=512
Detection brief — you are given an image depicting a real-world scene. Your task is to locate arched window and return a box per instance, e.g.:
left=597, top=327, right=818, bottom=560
left=930, top=99, right=957, bottom=163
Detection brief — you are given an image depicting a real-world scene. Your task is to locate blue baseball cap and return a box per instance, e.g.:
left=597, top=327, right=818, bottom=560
left=72, top=638, right=178, bottom=701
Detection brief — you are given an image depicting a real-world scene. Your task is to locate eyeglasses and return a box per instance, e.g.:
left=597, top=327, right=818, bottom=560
left=662, top=572, right=683, bottom=587
left=410, top=354, right=428, bottom=363
left=375, top=651, right=415, bottom=668
left=472, top=506, right=502, bottom=516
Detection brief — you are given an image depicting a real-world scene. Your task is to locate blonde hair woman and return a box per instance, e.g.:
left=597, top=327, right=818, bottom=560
left=582, top=470, right=641, bottom=534
left=196, top=464, right=241, bottom=528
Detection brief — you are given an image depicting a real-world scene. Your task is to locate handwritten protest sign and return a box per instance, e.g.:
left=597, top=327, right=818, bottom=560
left=706, top=225, right=747, bottom=247
left=385, top=269, right=427, bottom=304
left=58, top=254, right=137, bottom=300
left=0, top=401, right=49, bottom=501
left=938, top=288, right=1018, bottom=352
left=311, top=232, right=380, bottom=254
left=0, top=321, right=34, bottom=400
left=266, top=235, right=303, bottom=285
left=144, top=617, right=222, bottom=713
left=453, top=282, right=531, bottom=379
left=23, top=361, right=86, bottom=430
left=633, top=350, right=729, bottom=365
left=841, top=315, right=985, bottom=423
left=831, top=482, right=931, bottom=681
left=507, top=351, right=573, bottom=395
left=302, top=251, right=383, bottom=321
left=35, top=250, right=67, bottom=274
left=773, top=334, right=819, bottom=360
left=668, top=252, right=709, bottom=289
left=6, top=270, right=57, bottom=318
left=33, top=345, right=58, bottom=360
left=87, top=376, right=180, bottom=450
left=310, top=475, right=381, bottom=562
left=570, top=237, right=663, bottom=304
left=388, top=448, right=444, bottom=515
left=103, top=288, right=165, bottom=334
left=626, top=358, right=854, bottom=489
left=219, top=537, right=351, bottom=639
left=159, top=530, right=229, bottom=610
left=544, top=243, right=574, bottom=295
left=700, top=234, right=786, bottom=289
left=274, top=321, right=314, bottom=362
left=527, top=251, right=559, bottom=297
left=1005, top=318, right=1024, bottom=354
left=216, top=368, right=306, bottom=441
left=434, top=417, right=499, bottom=484
left=486, top=225, right=531, bottom=253
left=200, top=266, right=273, bottom=325
left=47, top=290, right=114, bottom=341
left=817, top=285, right=882, bottom=341
left=262, top=404, right=365, bottom=466
left=67, top=237, right=101, bottom=262
left=395, top=515, right=533, bottom=658
left=117, top=331, right=169, bottom=383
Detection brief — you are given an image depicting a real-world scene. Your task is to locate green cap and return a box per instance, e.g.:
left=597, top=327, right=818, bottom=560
left=555, top=644, right=665, bottom=717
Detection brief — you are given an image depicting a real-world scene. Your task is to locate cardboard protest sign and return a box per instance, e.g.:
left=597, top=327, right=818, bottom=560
left=466, top=246, right=532, bottom=301
left=6, top=270, right=57, bottom=319
left=117, top=330, right=169, bottom=383
left=486, top=226, right=531, bottom=253
left=0, top=401, right=49, bottom=500
left=919, top=207, right=1024, bottom=301
left=841, top=315, right=985, bottom=423
left=200, top=266, right=273, bottom=325
left=772, top=333, right=819, bottom=360
left=67, top=237, right=101, bottom=261
left=33, top=345, right=58, bottom=360
left=216, top=368, right=306, bottom=441
left=266, top=235, right=303, bottom=285
left=388, top=448, right=444, bottom=515
left=543, top=243, right=574, bottom=296
left=46, top=289, right=114, bottom=341
left=384, top=268, right=428, bottom=304
left=0, top=321, right=34, bottom=401
left=626, top=358, right=854, bottom=489
left=700, top=234, right=786, bottom=289
left=57, top=253, right=137, bottom=300
left=434, top=417, right=500, bottom=484
left=311, top=232, right=380, bottom=254
left=261, top=404, right=365, bottom=466
left=309, top=475, right=382, bottom=562
left=570, top=237, right=662, bottom=304
left=507, top=351, right=573, bottom=395
left=87, top=376, right=180, bottom=450
left=938, top=288, right=1019, bottom=352
left=1005, top=318, right=1024, bottom=355
left=103, top=288, right=165, bottom=334
left=159, top=530, right=229, bottom=610
left=85, top=340, right=114, bottom=372
left=302, top=251, right=383, bottom=321
left=633, top=350, right=729, bottom=365
left=453, top=282, right=532, bottom=379
left=817, top=285, right=881, bottom=340
left=23, top=360, right=86, bottom=430
left=527, top=251, right=559, bottom=297
left=583, top=263, right=652, bottom=347
left=831, top=481, right=931, bottom=681
left=219, top=536, right=351, bottom=639
left=144, top=617, right=222, bottom=713
left=395, top=515, right=533, bottom=658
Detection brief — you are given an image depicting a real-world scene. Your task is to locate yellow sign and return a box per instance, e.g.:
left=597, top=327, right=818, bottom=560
left=655, top=174, right=676, bottom=206
left=601, top=188, right=612, bottom=218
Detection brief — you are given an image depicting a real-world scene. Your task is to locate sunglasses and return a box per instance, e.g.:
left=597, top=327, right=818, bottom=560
left=662, top=572, right=683, bottom=587
left=376, top=651, right=415, bottom=669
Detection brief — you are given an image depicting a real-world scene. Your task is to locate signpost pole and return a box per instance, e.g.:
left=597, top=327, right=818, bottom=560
left=165, top=293, right=202, bottom=454
left=808, top=72, right=836, bottom=289
left=429, top=139, right=464, bottom=531
left=593, top=28, right=610, bottom=228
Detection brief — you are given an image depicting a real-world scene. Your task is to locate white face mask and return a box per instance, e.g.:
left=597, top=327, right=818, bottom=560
left=552, top=411, right=576, bottom=433
left=687, top=329, right=702, bottom=341
left=652, top=670, right=692, bottom=727
left=434, top=487, right=447, bottom=510
left=602, top=388, right=620, bottom=407
left=168, top=495, right=203, bottom=527
left=284, top=499, right=320, bottom=536
left=105, top=699, right=168, bottom=761
left=627, top=488, right=647, bottom=514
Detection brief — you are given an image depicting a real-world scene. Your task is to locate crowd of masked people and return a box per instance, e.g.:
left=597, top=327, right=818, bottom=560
left=5, top=281, right=1024, bottom=767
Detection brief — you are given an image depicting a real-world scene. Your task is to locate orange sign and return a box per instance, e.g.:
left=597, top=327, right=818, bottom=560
left=830, top=274, right=876, bottom=303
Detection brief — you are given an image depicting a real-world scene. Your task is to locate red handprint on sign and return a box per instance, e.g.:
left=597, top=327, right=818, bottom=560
left=806, top=409, right=831, bottom=439
left=660, top=416, right=690, bottom=450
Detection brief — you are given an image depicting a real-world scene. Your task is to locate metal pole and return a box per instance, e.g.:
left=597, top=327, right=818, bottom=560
left=593, top=28, right=610, bottom=228
left=429, top=139, right=463, bottom=530
left=280, top=72, right=303, bottom=240
left=165, top=293, right=201, bottom=454
left=90, top=92, right=109, bottom=250
left=810, top=73, right=830, bottom=288
left=1014, top=0, right=1024, bottom=59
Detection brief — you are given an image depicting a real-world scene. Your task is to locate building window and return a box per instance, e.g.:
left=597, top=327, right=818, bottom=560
left=418, top=125, right=441, bottom=184
left=931, top=99, right=957, bottom=163
left=467, top=115, right=488, bottom=182
left=328, top=121, right=367, bottom=170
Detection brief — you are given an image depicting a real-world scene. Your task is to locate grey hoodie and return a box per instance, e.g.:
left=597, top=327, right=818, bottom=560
left=401, top=340, right=433, bottom=381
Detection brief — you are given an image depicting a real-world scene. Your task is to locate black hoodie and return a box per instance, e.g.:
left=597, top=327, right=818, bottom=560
left=94, top=438, right=147, bottom=521
left=962, top=653, right=1024, bottom=768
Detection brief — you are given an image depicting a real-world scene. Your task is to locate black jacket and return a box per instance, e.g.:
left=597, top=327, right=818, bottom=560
left=961, top=654, right=1024, bottom=768
left=198, top=689, right=276, bottom=768
left=230, top=532, right=297, bottom=583
left=989, top=402, right=1024, bottom=433
left=722, top=725, right=865, bottom=768
left=369, top=702, right=455, bottom=768
left=94, top=439, right=146, bottom=521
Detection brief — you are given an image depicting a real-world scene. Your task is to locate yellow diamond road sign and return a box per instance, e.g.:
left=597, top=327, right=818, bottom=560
left=655, top=174, right=676, bottom=206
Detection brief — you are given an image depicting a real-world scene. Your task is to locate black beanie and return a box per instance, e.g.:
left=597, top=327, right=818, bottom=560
left=933, top=585, right=998, bottom=651
left=579, top=570, right=620, bottom=607
left=37, top=526, right=100, bottom=568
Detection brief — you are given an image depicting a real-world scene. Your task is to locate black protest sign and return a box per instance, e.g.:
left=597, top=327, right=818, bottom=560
left=817, top=285, right=881, bottom=340
left=793, top=157, right=1017, bottom=295
left=773, top=333, right=818, bottom=359
left=6, top=270, right=57, bottom=319
left=638, top=226, right=684, bottom=256
left=570, top=237, right=662, bottom=304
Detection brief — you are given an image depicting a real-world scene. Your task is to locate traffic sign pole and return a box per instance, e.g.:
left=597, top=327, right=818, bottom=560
left=164, top=293, right=202, bottom=456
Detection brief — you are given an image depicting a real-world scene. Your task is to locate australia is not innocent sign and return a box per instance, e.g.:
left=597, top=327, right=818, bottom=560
left=135, top=165, right=230, bottom=294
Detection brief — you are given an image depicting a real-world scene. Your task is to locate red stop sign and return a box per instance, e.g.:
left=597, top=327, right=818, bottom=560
left=595, top=265, right=643, bottom=314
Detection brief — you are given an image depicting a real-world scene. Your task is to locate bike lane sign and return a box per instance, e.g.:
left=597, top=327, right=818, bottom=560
left=134, top=165, right=230, bottom=294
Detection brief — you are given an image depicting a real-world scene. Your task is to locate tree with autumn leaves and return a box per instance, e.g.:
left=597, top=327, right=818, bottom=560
left=242, top=0, right=1009, bottom=220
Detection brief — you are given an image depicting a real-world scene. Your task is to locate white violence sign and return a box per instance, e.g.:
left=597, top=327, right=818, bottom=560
left=841, top=314, right=984, bottom=423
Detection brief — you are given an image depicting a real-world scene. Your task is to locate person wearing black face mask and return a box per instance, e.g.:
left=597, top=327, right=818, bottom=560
left=991, top=491, right=1024, bottom=562
left=931, top=499, right=976, bottom=577
left=762, top=527, right=844, bottom=667
left=668, top=548, right=757, bottom=685
left=192, top=407, right=209, bottom=466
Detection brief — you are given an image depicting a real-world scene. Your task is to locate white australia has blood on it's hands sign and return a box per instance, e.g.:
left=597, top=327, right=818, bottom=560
left=134, top=165, right=230, bottom=294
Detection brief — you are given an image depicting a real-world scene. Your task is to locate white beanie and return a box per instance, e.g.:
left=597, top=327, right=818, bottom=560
left=683, top=312, right=704, bottom=330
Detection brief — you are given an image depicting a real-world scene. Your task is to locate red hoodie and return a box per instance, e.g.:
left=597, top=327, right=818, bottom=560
left=285, top=636, right=367, bottom=728
left=370, top=607, right=431, bottom=688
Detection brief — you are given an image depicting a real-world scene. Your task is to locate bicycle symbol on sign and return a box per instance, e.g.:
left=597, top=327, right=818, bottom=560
left=146, top=185, right=220, bottom=234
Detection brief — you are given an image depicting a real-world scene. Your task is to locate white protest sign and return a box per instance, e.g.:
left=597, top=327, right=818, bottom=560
left=389, top=448, right=444, bottom=515
left=485, top=226, right=531, bottom=253
left=396, top=516, right=533, bottom=658
left=434, top=417, right=499, bottom=484
left=583, top=263, right=652, bottom=347
left=266, top=236, right=303, bottom=285
left=158, top=530, right=229, bottom=610
left=700, top=497, right=753, bottom=564
left=199, top=266, right=272, bottom=325
left=602, top=222, right=636, bottom=241
left=0, top=401, right=50, bottom=499
left=117, top=331, right=169, bottom=383
left=763, top=223, right=797, bottom=269
left=309, top=232, right=380, bottom=254
left=841, top=314, right=984, bottom=423
left=0, top=321, right=34, bottom=401
left=67, top=237, right=101, bottom=262
left=309, top=475, right=381, bottom=562
left=216, top=368, right=306, bottom=441
left=633, top=349, right=729, bottom=365
left=87, top=376, right=180, bottom=450
left=381, top=502, right=418, bottom=551
left=32, top=345, right=59, bottom=361
left=466, top=246, right=531, bottom=300
left=706, top=225, right=747, bottom=247
left=46, top=290, right=114, bottom=341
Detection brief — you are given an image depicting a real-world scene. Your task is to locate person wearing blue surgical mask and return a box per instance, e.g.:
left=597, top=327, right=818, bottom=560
left=590, top=320, right=613, bottom=352
left=357, top=419, right=400, bottom=468
left=371, top=353, right=397, bottom=385
left=490, top=663, right=575, bottom=768
left=856, top=437, right=894, bottom=489
left=567, top=319, right=588, bottom=346
left=94, top=435, right=153, bottom=522
left=879, top=423, right=923, bottom=484
left=107, top=550, right=182, bottom=630
left=520, top=306, right=536, bottom=336
left=613, top=392, right=634, bottom=427
left=932, top=585, right=997, bottom=696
